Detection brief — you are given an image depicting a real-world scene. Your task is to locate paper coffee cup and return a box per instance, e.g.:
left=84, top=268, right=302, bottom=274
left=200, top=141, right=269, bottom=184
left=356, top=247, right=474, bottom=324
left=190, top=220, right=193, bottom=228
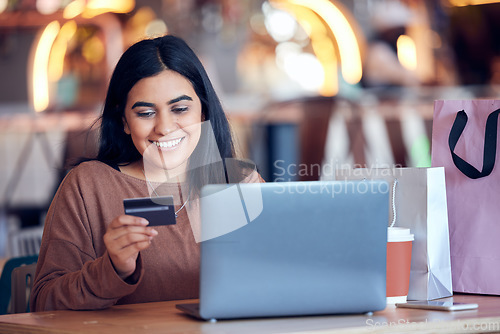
left=386, top=227, right=414, bottom=304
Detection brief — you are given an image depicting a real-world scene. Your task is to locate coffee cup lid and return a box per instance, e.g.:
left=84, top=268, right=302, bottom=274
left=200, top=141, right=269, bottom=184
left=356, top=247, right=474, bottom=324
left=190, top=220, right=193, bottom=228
left=387, top=227, right=414, bottom=242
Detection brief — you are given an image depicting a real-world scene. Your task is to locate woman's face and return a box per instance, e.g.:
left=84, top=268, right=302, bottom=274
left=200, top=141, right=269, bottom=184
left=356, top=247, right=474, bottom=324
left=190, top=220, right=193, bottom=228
left=123, top=70, right=203, bottom=176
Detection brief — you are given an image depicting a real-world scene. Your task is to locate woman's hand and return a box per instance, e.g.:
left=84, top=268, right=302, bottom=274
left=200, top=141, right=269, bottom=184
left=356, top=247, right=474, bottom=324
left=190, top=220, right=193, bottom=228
left=103, top=215, right=158, bottom=280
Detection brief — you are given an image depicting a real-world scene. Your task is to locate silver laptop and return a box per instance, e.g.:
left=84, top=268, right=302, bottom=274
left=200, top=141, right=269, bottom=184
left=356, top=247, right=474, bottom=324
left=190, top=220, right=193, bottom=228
left=177, top=180, right=388, bottom=321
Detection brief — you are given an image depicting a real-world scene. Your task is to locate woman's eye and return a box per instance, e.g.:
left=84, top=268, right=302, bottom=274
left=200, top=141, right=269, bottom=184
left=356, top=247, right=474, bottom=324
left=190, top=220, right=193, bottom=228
left=172, top=106, right=188, bottom=114
left=137, top=110, right=155, bottom=118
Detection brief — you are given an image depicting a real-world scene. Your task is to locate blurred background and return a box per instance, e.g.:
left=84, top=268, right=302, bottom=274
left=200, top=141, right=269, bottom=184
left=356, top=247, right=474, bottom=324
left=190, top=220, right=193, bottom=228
left=0, top=0, right=499, bottom=257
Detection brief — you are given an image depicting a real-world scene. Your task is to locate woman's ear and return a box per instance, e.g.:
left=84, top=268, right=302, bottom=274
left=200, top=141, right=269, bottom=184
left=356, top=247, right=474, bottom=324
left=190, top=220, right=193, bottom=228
left=123, top=118, right=131, bottom=134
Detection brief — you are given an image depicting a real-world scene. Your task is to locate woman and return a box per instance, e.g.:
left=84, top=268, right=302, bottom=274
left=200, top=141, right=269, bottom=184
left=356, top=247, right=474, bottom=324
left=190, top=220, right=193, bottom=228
left=31, top=35, right=262, bottom=311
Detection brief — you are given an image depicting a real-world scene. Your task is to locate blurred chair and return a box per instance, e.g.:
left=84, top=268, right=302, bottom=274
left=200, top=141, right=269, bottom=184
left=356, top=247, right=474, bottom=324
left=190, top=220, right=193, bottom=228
left=0, top=255, right=38, bottom=315
left=8, top=225, right=44, bottom=257
left=320, top=98, right=434, bottom=176
left=11, top=262, right=37, bottom=313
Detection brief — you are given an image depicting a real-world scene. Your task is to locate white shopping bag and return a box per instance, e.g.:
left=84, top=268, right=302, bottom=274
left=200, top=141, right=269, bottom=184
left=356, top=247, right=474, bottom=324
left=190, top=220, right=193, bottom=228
left=336, top=167, right=452, bottom=301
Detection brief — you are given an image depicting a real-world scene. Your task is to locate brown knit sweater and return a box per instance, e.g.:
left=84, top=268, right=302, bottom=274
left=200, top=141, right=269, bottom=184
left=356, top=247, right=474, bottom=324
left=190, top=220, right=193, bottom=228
left=31, top=160, right=261, bottom=311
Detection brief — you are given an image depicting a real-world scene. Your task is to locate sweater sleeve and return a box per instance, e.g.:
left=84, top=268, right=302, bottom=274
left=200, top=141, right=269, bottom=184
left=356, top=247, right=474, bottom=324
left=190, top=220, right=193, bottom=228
left=30, top=167, right=144, bottom=311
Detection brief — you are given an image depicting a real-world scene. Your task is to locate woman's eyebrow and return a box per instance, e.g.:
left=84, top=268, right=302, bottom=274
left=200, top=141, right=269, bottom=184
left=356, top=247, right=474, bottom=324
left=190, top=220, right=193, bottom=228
left=131, top=101, right=155, bottom=109
left=168, top=95, right=193, bottom=105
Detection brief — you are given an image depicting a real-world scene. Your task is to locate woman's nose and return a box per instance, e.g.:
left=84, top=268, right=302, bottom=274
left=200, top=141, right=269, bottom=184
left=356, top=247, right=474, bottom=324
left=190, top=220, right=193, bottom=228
left=155, top=112, right=178, bottom=135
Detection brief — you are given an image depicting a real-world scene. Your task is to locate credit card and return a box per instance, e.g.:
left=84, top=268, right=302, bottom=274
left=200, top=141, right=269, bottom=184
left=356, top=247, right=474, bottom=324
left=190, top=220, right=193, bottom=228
left=123, top=196, right=176, bottom=226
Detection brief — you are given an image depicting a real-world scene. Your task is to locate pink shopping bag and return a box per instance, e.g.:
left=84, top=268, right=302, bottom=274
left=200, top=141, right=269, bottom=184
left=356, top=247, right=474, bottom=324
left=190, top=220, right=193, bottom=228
left=431, top=100, right=500, bottom=295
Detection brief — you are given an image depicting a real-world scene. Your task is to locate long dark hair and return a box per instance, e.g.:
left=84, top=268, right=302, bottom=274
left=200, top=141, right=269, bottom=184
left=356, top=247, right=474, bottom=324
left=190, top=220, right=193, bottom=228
left=96, top=35, right=241, bottom=194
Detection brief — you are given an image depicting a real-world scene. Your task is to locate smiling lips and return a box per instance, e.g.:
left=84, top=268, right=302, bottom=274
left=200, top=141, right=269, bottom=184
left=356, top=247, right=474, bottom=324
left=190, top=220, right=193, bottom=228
left=152, top=137, right=184, bottom=149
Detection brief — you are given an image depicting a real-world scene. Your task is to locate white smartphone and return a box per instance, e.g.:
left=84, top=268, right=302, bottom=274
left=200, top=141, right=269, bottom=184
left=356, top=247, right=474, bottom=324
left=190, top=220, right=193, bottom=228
left=396, top=301, right=478, bottom=311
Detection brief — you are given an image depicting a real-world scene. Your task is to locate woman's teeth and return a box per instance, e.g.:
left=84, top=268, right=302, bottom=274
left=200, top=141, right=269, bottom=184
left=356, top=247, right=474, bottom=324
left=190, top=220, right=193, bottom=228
left=154, top=138, right=183, bottom=148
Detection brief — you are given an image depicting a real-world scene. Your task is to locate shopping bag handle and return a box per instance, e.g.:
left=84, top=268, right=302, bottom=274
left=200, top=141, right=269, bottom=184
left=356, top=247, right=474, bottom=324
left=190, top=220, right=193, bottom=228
left=448, top=108, right=500, bottom=179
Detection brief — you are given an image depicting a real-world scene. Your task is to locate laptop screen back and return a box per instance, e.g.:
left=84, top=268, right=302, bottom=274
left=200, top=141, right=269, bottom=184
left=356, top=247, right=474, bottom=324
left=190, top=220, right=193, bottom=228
left=198, top=180, right=388, bottom=320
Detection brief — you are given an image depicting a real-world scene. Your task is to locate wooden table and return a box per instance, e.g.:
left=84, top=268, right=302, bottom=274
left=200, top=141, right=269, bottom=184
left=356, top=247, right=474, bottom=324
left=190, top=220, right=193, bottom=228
left=0, top=294, right=500, bottom=333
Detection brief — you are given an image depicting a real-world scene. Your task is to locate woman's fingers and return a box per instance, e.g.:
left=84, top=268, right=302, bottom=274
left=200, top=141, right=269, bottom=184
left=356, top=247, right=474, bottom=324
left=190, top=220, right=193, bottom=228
left=108, top=228, right=158, bottom=251
left=104, top=215, right=159, bottom=279
left=117, top=240, right=152, bottom=261
left=108, top=224, right=158, bottom=242
left=109, top=215, right=148, bottom=229
left=106, top=214, right=157, bottom=242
